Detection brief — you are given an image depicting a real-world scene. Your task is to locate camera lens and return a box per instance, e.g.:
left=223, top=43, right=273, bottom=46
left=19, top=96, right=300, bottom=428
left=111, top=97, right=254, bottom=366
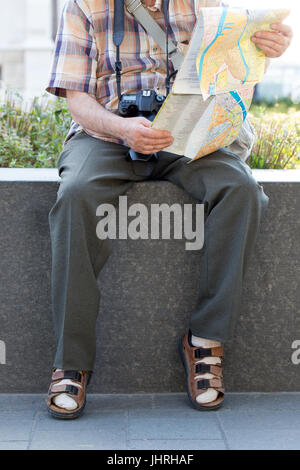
left=156, top=95, right=165, bottom=103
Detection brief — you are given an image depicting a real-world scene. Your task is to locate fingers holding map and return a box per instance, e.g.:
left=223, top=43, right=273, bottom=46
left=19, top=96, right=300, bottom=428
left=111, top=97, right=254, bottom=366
left=152, top=7, right=290, bottom=161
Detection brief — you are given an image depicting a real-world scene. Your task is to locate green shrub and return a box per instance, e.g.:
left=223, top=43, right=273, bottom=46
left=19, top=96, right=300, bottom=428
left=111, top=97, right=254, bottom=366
left=0, top=90, right=72, bottom=168
left=248, top=107, right=300, bottom=169
left=0, top=90, right=299, bottom=169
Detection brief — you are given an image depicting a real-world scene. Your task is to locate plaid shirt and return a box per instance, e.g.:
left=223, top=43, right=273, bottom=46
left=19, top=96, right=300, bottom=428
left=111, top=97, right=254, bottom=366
left=46, top=0, right=221, bottom=144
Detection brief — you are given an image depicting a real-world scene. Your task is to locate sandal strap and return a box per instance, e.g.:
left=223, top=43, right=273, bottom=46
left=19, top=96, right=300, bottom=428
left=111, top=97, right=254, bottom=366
left=50, top=383, right=79, bottom=395
left=52, top=370, right=82, bottom=382
left=195, top=363, right=223, bottom=377
left=197, top=378, right=223, bottom=390
left=194, top=346, right=223, bottom=359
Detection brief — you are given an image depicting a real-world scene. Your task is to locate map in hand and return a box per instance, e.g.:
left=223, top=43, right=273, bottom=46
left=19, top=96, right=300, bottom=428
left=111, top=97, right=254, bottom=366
left=153, top=7, right=291, bottom=161
left=196, top=7, right=290, bottom=98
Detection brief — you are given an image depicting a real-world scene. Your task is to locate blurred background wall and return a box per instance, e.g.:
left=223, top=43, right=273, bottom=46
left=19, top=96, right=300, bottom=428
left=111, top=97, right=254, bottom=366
left=0, top=0, right=298, bottom=102
left=0, top=0, right=64, bottom=100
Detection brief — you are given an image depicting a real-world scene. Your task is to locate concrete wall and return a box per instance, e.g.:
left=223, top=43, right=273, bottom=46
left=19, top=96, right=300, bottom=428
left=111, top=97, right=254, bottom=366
left=0, top=169, right=299, bottom=393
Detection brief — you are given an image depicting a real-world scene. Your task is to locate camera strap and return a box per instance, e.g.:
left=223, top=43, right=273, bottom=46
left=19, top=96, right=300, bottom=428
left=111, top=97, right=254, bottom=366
left=125, top=0, right=184, bottom=71
left=113, top=1, right=184, bottom=98
left=113, top=0, right=125, bottom=101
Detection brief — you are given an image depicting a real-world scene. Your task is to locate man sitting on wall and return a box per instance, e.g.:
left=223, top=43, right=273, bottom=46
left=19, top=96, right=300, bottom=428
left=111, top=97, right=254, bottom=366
left=45, top=0, right=292, bottom=419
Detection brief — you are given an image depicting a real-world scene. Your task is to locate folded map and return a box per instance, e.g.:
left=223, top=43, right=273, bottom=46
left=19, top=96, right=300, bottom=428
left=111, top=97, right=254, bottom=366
left=152, top=6, right=290, bottom=160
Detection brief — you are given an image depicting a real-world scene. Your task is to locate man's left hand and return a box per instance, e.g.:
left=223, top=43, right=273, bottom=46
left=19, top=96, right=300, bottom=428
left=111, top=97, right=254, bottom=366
left=251, top=23, right=293, bottom=58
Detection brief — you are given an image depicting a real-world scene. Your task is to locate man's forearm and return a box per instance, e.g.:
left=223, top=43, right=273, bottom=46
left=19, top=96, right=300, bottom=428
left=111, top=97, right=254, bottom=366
left=66, top=90, right=126, bottom=140
left=65, top=90, right=174, bottom=155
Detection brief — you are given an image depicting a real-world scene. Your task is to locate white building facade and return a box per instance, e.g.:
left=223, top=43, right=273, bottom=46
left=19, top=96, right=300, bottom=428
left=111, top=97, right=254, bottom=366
left=0, top=0, right=64, bottom=100
left=0, top=0, right=299, bottom=102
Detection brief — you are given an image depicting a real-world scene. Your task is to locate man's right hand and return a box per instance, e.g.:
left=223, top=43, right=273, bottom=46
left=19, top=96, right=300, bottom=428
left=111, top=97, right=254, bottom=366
left=66, top=91, right=174, bottom=153
left=120, top=117, right=174, bottom=155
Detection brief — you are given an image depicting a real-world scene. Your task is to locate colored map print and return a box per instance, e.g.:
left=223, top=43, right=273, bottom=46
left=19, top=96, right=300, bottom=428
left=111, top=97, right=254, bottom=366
left=153, top=7, right=290, bottom=161
left=196, top=7, right=290, bottom=98
left=194, top=87, right=254, bottom=159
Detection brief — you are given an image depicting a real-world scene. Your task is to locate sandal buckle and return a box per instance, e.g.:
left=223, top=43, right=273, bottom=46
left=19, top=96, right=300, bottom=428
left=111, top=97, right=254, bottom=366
left=65, top=385, right=79, bottom=395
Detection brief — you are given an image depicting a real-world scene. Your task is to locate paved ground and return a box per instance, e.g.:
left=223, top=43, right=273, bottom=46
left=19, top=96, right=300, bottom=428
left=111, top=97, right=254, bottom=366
left=0, top=393, right=299, bottom=450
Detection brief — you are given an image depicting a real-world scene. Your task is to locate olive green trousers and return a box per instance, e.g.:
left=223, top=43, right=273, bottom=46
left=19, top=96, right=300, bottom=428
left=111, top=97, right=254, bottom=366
left=49, top=131, right=269, bottom=370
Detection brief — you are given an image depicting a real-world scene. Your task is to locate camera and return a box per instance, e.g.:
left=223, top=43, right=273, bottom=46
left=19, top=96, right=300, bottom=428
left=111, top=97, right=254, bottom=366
left=118, top=89, right=166, bottom=121
left=118, top=90, right=166, bottom=170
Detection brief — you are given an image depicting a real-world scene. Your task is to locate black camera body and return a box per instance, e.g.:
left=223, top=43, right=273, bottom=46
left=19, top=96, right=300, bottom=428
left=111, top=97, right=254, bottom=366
left=118, top=89, right=166, bottom=170
left=118, top=89, right=165, bottom=121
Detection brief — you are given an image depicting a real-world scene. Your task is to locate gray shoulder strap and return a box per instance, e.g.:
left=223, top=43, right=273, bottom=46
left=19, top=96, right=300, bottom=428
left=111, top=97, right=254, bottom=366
left=124, top=0, right=184, bottom=70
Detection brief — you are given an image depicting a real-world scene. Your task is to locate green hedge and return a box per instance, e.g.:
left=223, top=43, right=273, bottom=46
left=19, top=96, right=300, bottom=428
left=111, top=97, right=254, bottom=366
left=0, top=91, right=299, bottom=169
left=248, top=104, right=300, bottom=169
left=0, top=91, right=71, bottom=168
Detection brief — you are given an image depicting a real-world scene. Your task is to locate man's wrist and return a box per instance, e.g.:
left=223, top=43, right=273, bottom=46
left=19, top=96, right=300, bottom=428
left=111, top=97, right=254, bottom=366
left=83, top=109, right=127, bottom=142
left=104, top=111, right=127, bottom=141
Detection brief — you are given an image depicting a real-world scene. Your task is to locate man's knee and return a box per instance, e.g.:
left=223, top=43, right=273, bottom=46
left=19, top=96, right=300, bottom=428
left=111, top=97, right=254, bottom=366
left=226, top=157, right=269, bottom=210
left=205, top=149, right=269, bottom=209
left=58, top=174, right=92, bottom=204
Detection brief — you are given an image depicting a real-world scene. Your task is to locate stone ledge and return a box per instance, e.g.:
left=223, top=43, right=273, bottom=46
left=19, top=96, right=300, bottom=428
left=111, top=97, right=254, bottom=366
left=0, top=167, right=300, bottom=182
left=0, top=170, right=299, bottom=393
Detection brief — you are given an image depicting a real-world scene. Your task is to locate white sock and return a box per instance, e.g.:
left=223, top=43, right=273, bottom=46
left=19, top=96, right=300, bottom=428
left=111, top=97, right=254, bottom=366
left=191, top=335, right=222, bottom=405
left=53, top=372, right=82, bottom=411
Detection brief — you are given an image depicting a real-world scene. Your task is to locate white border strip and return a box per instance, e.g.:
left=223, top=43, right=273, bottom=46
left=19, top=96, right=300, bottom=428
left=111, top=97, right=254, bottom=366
left=0, top=168, right=300, bottom=183
left=0, top=169, right=59, bottom=182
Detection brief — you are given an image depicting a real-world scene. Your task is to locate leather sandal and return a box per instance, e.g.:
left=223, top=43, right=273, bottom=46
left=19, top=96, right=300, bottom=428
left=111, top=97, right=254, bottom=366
left=46, top=369, right=92, bottom=420
left=179, top=331, right=225, bottom=411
